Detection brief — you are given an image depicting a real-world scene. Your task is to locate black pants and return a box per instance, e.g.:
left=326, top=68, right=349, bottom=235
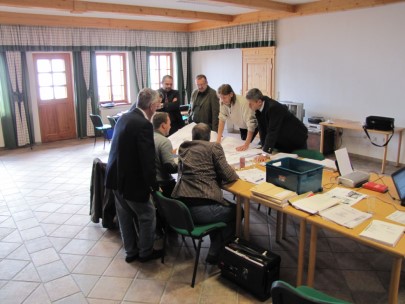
left=239, top=127, right=259, bottom=142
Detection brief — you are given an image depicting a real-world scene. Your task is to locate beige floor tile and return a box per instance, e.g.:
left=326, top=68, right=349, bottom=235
left=13, top=262, right=41, bottom=282
left=0, top=281, right=39, bottom=304
left=60, top=253, right=84, bottom=272
left=75, top=226, right=106, bottom=241
left=53, top=292, right=88, bottom=304
left=124, top=278, right=166, bottom=303
left=23, top=284, right=52, bottom=303
left=36, top=260, right=70, bottom=282
left=160, top=281, right=202, bottom=304
left=87, top=241, right=122, bottom=258
left=72, top=274, right=101, bottom=296
left=64, top=214, right=91, bottom=226
left=30, top=247, right=60, bottom=266
left=44, top=275, right=81, bottom=302
left=19, top=226, right=46, bottom=241
left=199, top=275, right=238, bottom=304
left=6, top=244, right=30, bottom=260
left=73, top=256, right=112, bottom=275
left=60, top=239, right=96, bottom=254
left=89, top=276, right=133, bottom=301
left=0, top=242, right=20, bottom=258
left=41, top=213, right=72, bottom=225
left=0, top=259, right=29, bottom=280
left=103, top=258, right=139, bottom=278
left=23, top=236, right=53, bottom=253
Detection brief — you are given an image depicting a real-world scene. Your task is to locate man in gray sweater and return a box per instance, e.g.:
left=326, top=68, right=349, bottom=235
left=152, top=112, right=178, bottom=198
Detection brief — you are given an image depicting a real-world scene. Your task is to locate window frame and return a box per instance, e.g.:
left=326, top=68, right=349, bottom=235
left=95, top=52, right=129, bottom=105
left=149, top=52, right=174, bottom=90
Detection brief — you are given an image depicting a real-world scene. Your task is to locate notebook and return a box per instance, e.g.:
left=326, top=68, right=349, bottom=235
left=391, top=166, right=405, bottom=206
left=335, top=148, right=369, bottom=187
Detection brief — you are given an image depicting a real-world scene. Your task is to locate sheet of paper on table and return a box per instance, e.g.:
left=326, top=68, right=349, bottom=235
left=386, top=211, right=405, bottom=225
left=322, top=187, right=367, bottom=206
left=319, top=204, right=371, bottom=228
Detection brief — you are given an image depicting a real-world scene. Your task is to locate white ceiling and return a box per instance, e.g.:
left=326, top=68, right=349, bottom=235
left=0, top=0, right=403, bottom=31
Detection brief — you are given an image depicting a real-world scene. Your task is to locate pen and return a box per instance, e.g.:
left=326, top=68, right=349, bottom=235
left=255, top=178, right=264, bottom=183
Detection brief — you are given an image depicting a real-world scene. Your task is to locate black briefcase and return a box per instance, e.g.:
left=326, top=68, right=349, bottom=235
left=219, top=237, right=281, bottom=301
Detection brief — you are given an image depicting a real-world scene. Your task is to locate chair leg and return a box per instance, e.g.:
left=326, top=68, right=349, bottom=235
left=103, top=132, right=106, bottom=149
left=93, top=131, right=97, bottom=146
left=191, top=238, right=203, bottom=288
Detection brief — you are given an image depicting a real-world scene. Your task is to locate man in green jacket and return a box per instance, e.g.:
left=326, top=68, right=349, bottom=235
left=189, top=74, right=219, bottom=132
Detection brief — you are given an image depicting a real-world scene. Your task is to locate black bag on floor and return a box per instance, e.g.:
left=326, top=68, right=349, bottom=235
left=219, top=237, right=281, bottom=301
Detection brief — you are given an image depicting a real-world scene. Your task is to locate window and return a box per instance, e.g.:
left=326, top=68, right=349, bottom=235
left=36, top=58, right=68, bottom=100
left=96, top=53, right=128, bottom=104
left=149, top=53, right=173, bottom=90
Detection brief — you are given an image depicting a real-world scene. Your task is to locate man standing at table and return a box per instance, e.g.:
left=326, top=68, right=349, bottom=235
left=153, top=112, right=178, bottom=198
left=246, top=88, right=308, bottom=161
left=105, top=88, right=163, bottom=263
left=172, top=123, right=239, bottom=265
left=158, top=75, right=185, bottom=135
left=189, top=74, right=219, bottom=132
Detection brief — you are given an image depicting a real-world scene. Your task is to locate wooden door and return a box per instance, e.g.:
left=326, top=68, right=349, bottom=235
left=33, top=53, right=76, bottom=142
left=242, top=47, right=275, bottom=98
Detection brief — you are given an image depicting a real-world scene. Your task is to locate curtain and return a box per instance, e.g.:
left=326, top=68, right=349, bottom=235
left=132, top=49, right=148, bottom=94
left=21, top=52, right=34, bottom=146
left=176, top=52, right=186, bottom=105
left=89, top=51, right=99, bottom=116
left=5, top=51, right=31, bottom=147
left=0, top=52, right=17, bottom=148
left=72, top=51, right=88, bottom=138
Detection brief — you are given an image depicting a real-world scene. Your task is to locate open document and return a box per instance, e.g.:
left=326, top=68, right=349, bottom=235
left=319, top=204, right=372, bottom=228
left=291, top=193, right=342, bottom=214
left=322, top=187, right=367, bottom=206
left=236, top=168, right=266, bottom=184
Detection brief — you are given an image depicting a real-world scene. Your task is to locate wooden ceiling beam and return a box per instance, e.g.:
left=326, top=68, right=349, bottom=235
left=0, top=0, right=233, bottom=22
left=204, top=0, right=295, bottom=12
left=0, top=11, right=189, bottom=32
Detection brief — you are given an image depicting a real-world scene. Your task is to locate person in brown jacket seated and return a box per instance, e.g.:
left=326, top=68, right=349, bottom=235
left=171, top=123, right=239, bottom=265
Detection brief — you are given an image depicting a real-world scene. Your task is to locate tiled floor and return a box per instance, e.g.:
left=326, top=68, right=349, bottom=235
left=0, top=137, right=404, bottom=303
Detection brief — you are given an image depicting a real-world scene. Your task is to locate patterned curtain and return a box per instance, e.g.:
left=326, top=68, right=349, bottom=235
left=81, top=51, right=94, bottom=137
left=72, top=51, right=88, bottom=138
left=0, top=52, right=17, bottom=148
left=5, top=51, right=31, bottom=147
left=132, top=49, right=148, bottom=94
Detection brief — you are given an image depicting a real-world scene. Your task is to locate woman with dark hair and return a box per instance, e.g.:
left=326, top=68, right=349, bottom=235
left=216, top=84, right=258, bottom=151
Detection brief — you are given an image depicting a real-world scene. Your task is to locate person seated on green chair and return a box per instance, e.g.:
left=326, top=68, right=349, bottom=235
left=172, top=123, right=239, bottom=265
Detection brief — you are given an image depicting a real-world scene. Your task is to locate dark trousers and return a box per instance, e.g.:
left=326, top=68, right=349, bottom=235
left=240, top=127, right=259, bottom=142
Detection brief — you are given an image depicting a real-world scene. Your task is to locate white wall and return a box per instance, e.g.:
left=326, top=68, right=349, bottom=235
left=276, top=2, right=405, bottom=163
left=191, top=48, right=242, bottom=94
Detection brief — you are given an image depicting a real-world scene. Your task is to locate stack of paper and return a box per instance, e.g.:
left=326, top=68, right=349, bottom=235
left=236, top=168, right=265, bottom=184
left=290, top=193, right=342, bottom=214
left=251, top=182, right=297, bottom=208
left=359, top=220, right=405, bottom=247
left=319, top=204, right=372, bottom=228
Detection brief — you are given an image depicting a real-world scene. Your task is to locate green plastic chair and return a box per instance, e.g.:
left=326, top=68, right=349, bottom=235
left=293, top=149, right=325, bottom=161
left=271, top=280, right=351, bottom=304
left=152, top=191, right=226, bottom=287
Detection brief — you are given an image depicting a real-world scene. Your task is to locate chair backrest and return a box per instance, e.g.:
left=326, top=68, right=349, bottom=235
left=89, top=114, right=104, bottom=128
left=293, top=149, right=325, bottom=161
left=107, top=116, right=117, bottom=128
left=271, top=281, right=349, bottom=304
left=152, top=191, right=195, bottom=234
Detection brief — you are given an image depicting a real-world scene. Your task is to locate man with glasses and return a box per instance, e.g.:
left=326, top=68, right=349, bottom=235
left=189, top=74, right=220, bottom=132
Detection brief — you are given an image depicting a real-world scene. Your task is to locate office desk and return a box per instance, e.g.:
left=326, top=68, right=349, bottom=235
left=306, top=184, right=405, bottom=304
left=319, top=119, right=404, bottom=174
left=224, top=165, right=336, bottom=286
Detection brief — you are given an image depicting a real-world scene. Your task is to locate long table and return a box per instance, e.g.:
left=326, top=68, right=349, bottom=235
left=306, top=174, right=405, bottom=304
left=319, top=119, right=404, bottom=174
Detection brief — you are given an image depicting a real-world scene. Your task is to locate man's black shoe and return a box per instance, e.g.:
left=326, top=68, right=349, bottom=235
left=125, top=254, right=138, bottom=263
left=138, top=249, right=163, bottom=263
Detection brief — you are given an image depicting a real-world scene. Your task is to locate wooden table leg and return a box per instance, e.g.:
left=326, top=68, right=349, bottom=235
left=235, top=195, right=242, bottom=237
left=388, top=257, right=402, bottom=304
left=282, top=213, right=288, bottom=240
left=307, top=224, right=319, bottom=287
left=243, top=197, right=250, bottom=240
left=320, top=125, right=325, bottom=154
left=396, top=130, right=403, bottom=167
left=296, top=218, right=306, bottom=286
left=382, top=133, right=389, bottom=174
left=276, top=211, right=282, bottom=243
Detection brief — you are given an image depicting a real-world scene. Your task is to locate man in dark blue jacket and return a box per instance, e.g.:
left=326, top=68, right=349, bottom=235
left=105, top=88, right=162, bottom=263
left=246, top=88, right=308, bottom=156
